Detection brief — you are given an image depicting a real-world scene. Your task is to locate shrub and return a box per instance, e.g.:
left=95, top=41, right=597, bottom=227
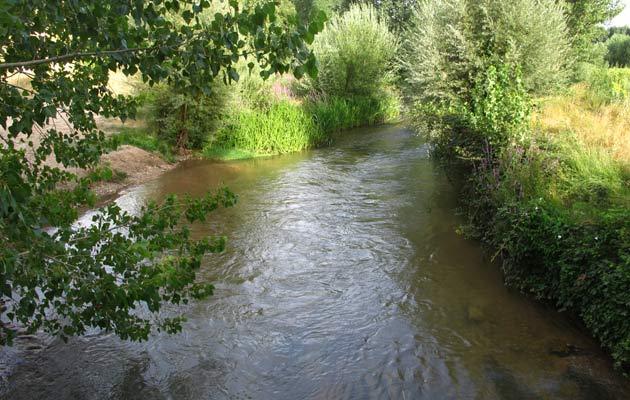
left=148, top=83, right=231, bottom=150
left=400, top=0, right=571, bottom=104
left=310, top=3, right=398, bottom=97
left=469, top=143, right=630, bottom=367
left=466, top=64, right=531, bottom=148
left=401, top=0, right=630, bottom=370
left=584, top=67, right=630, bottom=107
left=606, top=34, right=630, bottom=67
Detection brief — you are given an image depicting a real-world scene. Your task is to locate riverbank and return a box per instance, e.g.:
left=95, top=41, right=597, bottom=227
left=92, top=93, right=399, bottom=200
left=420, top=78, right=630, bottom=370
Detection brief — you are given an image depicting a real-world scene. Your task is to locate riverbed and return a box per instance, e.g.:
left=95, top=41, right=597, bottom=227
left=1, top=125, right=629, bottom=399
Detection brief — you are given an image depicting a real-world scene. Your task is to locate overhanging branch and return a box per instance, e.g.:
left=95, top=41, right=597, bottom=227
left=0, top=47, right=149, bottom=70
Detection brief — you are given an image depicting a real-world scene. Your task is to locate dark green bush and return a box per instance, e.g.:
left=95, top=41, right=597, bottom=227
left=483, top=199, right=630, bottom=368
left=149, top=84, right=230, bottom=150
left=606, top=34, right=630, bottom=67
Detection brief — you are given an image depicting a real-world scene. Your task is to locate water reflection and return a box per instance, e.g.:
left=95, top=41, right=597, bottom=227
left=1, top=125, right=628, bottom=399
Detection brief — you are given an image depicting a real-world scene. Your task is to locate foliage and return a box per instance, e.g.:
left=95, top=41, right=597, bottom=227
left=563, top=0, right=623, bottom=64
left=606, top=33, right=630, bottom=67
left=340, top=0, right=418, bottom=30
left=400, top=0, right=570, bottom=104
left=306, top=92, right=400, bottom=133
left=607, top=25, right=630, bottom=38
left=465, top=64, right=531, bottom=148
left=202, top=92, right=400, bottom=159
left=149, top=83, right=231, bottom=150
left=309, top=3, right=398, bottom=97
left=292, top=0, right=342, bottom=23
left=207, top=101, right=324, bottom=155
left=584, top=67, right=630, bottom=106
left=0, top=0, right=325, bottom=344
left=465, top=133, right=630, bottom=367
left=402, top=0, right=630, bottom=369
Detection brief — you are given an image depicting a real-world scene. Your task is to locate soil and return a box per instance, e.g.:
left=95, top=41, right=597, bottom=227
left=2, top=115, right=175, bottom=200
left=93, top=145, right=175, bottom=198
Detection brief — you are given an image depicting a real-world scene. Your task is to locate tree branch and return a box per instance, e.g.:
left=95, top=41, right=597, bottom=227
left=0, top=47, right=150, bottom=70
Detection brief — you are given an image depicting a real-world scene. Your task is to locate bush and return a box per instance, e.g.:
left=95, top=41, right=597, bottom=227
left=584, top=67, right=630, bottom=107
left=468, top=140, right=630, bottom=367
left=401, top=0, right=630, bottom=369
left=400, top=0, right=571, bottom=104
left=606, top=34, right=630, bottom=67
left=310, top=3, right=398, bottom=97
left=148, top=83, right=231, bottom=150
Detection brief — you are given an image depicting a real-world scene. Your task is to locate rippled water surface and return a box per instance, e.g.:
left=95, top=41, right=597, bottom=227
left=2, top=125, right=629, bottom=399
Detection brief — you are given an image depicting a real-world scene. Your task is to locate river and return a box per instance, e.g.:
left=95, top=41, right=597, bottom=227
left=1, top=125, right=629, bottom=399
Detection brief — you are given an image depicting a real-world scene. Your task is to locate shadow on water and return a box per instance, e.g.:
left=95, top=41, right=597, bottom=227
left=1, top=125, right=629, bottom=399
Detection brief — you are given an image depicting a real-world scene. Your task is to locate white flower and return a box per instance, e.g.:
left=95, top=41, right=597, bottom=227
left=557, top=235, right=562, bottom=239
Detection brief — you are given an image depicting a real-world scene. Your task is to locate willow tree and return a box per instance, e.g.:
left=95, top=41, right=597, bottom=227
left=0, top=0, right=324, bottom=344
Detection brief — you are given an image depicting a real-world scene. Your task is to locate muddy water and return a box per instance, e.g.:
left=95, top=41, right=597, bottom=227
left=1, top=125, right=629, bottom=399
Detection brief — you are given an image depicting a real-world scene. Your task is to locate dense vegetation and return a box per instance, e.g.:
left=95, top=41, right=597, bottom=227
left=118, top=2, right=399, bottom=159
left=401, top=0, right=630, bottom=368
left=605, top=29, right=630, bottom=67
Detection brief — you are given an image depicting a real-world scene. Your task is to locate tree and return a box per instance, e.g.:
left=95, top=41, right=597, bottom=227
left=400, top=0, right=570, bottom=103
left=340, top=0, right=419, bottom=30
left=309, top=2, right=398, bottom=97
left=607, top=25, right=630, bottom=39
left=563, top=0, right=623, bottom=63
left=292, top=0, right=342, bottom=23
left=0, top=0, right=325, bottom=344
left=606, top=33, right=630, bottom=66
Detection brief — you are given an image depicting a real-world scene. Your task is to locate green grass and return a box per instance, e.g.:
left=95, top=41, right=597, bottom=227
left=203, top=101, right=325, bottom=158
left=202, top=93, right=400, bottom=161
left=306, top=93, right=400, bottom=133
left=110, top=127, right=175, bottom=162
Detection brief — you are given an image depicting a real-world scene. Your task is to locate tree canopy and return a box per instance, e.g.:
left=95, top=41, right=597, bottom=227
left=0, top=0, right=325, bottom=344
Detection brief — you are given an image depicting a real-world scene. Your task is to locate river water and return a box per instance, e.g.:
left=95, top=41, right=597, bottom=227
left=1, top=125, right=629, bottom=399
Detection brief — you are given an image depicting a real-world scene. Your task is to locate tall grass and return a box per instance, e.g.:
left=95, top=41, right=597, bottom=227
left=535, top=82, right=630, bottom=162
left=207, top=101, right=324, bottom=156
left=202, top=93, right=400, bottom=159
left=306, top=93, right=399, bottom=133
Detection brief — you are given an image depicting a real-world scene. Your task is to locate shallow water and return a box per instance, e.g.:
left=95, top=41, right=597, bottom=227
left=2, top=125, right=629, bottom=399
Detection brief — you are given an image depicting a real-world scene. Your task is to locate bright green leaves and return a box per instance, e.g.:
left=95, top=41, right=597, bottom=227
left=0, top=0, right=320, bottom=345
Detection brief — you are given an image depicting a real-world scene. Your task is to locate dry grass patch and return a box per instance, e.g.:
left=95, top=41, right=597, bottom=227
left=534, top=84, right=630, bottom=163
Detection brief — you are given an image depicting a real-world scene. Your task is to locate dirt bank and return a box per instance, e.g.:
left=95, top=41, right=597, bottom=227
left=92, top=144, right=175, bottom=198
left=2, top=114, right=174, bottom=199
